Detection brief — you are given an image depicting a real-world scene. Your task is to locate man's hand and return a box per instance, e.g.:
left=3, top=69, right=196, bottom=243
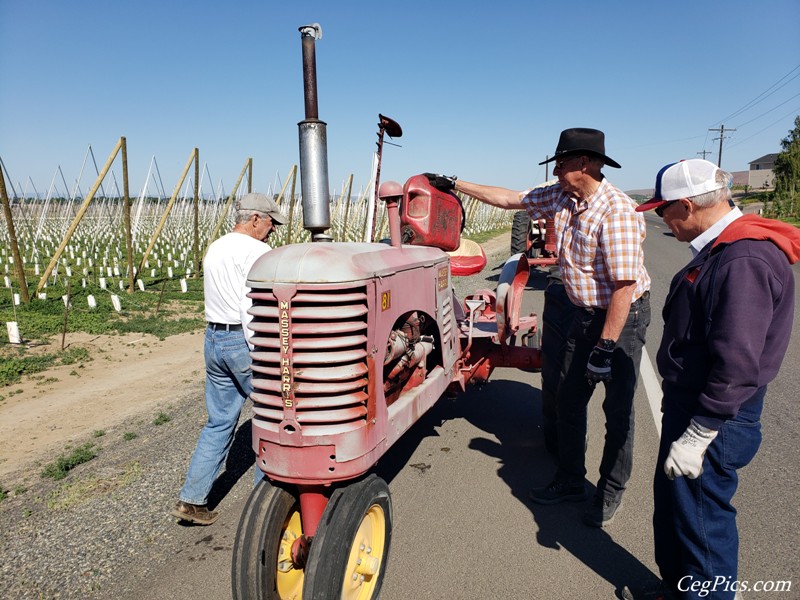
left=423, top=173, right=457, bottom=192
left=585, top=344, right=614, bottom=384
left=664, top=419, right=718, bottom=480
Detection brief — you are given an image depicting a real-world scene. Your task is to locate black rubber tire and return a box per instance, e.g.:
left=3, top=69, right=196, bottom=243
left=232, top=480, right=304, bottom=600
left=302, top=475, right=392, bottom=600
left=510, top=210, right=531, bottom=255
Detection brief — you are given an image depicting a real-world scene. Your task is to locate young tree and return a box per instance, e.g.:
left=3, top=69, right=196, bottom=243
left=772, top=116, right=800, bottom=217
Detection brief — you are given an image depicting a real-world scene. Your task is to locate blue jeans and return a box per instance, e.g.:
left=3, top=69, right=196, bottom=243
left=653, top=387, right=764, bottom=599
left=179, top=326, right=253, bottom=505
left=555, top=293, right=650, bottom=501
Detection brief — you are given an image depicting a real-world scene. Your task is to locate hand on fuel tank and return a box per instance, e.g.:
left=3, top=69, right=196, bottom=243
left=422, top=173, right=457, bottom=192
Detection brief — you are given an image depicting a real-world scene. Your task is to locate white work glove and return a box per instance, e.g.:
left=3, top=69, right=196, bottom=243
left=664, top=419, right=718, bottom=480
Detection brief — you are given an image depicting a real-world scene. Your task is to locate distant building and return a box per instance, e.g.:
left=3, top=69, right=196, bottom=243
left=730, top=171, right=749, bottom=187
left=748, top=153, right=778, bottom=189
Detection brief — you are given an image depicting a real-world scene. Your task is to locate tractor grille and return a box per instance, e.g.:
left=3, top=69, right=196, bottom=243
left=248, top=285, right=370, bottom=437
left=441, top=292, right=453, bottom=345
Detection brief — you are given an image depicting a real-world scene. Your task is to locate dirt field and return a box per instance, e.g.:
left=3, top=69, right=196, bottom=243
left=0, top=330, right=205, bottom=482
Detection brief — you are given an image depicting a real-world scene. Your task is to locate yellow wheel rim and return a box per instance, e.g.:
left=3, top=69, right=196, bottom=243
left=342, top=504, right=387, bottom=600
left=276, top=508, right=305, bottom=600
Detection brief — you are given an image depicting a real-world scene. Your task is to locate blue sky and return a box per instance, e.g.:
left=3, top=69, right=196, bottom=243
left=2, top=0, right=799, bottom=199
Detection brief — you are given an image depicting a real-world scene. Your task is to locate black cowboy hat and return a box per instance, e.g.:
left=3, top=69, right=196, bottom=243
left=539, top=127, right=621, bottom=168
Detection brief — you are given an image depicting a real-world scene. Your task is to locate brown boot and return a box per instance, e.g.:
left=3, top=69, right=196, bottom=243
left=170, top=501, right=219, bottom=525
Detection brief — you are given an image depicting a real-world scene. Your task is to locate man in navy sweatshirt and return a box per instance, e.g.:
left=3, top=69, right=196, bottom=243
left=634, top=159, right=800, bottom=600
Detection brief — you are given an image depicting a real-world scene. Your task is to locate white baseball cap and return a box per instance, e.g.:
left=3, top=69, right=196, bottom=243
left=636, top=159, right=726, bottom=212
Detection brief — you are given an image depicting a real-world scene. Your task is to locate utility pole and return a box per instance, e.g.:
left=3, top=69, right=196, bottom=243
left=697, top=149, right=712, bottom=160
left=708, top=124, right=736, bottom=168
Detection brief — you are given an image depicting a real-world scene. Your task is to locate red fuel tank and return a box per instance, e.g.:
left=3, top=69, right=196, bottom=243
left=400, top=174, right=464, bottom=252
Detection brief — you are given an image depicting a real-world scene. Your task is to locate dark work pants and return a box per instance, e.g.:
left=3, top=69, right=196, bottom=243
left=555, top=293, right=650, bottom=502
left=541, top=279, right=578, bottom=456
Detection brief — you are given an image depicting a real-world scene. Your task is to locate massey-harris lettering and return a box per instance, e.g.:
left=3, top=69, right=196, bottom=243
left=280, top=300, right=292, bottom=407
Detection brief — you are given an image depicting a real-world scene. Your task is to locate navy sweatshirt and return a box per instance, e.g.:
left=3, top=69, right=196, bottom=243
left=657, top=215, right=800, bottom=429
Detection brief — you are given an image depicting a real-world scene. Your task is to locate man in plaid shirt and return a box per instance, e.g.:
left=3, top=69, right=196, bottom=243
left=425, top=127, right=651, bottom=527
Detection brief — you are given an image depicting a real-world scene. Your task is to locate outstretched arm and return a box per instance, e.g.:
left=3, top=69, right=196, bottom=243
left=454, top=180, right=526, bottom=210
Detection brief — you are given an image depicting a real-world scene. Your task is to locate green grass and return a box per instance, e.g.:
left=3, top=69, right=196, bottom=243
left=41, top=443, right=99, bottom=480
left=153, top=411, right=171, bottom=426
left=465, top=225, right=511, bottom=245
left=0, top=346, right=92, bottom=387
left=123, top=431, right=137, bottom=441
left=0, top=277, right=205, bottom=345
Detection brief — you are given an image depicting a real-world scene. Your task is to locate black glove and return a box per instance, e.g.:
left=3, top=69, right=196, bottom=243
left=422, top=173, right=457, bottom=192
left=585, top=343, right=614, bottom=384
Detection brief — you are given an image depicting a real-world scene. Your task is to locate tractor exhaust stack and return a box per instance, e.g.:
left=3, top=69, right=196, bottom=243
left=297, top=23, right=332, bottom=242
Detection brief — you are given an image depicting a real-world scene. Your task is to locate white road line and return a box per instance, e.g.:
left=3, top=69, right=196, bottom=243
left=640, top=349, right=663, bottom=437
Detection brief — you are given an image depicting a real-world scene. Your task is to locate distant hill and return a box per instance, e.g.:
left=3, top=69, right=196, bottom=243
left=626, top=189, right=653, bottom=202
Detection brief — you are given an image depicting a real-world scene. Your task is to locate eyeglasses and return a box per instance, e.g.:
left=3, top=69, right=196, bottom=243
left=655, top=201, right=678, bottom=217
left=553, top=156, right=581, bottom=171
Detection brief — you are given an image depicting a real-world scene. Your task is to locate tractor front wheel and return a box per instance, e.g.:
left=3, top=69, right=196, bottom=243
left=302, top=474, right=392, bottom=600
left=232, top=480, right=306, bottom=600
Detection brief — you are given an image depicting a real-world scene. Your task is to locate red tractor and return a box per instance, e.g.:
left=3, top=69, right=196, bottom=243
left=231, top=24, right=544, bottom=600
left=510, top=210, right=558, bottom=267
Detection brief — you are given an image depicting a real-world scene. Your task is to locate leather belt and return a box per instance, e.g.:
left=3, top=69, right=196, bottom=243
left=207, top=322, right=243, bottom=331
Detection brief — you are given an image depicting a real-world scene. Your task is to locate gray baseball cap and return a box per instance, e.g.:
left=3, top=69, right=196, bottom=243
left=236, top=192, right=287, bottom=225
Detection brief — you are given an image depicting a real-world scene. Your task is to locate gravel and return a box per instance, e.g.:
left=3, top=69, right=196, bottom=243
left=0, top=384, right=256, bottom=599
left=0, top=233, right=515, bottom=599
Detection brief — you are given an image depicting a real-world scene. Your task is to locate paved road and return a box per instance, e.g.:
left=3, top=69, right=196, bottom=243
left=122, top=211, right=799, bottom=600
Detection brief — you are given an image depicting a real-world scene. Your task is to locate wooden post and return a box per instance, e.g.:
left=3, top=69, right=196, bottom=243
left=0, top=161, right=30, bottom=304
left=61, top=279, right=71, bottom=351
left=37, top=138, right=123, bottom=293
left=121, top=137, right=135, bottom=294
left=340, top=174, right=354, bottom=242
left=205, top=158, right=252, bottom=253
left=138, top=148, right=197, bottom=276
left=286, top=165, right=298, bottom=245
left=193, top=148, right=200, bottom=277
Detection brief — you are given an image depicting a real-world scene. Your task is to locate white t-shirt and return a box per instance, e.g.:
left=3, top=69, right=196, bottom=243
left=204, top=231, right=271, bottom=343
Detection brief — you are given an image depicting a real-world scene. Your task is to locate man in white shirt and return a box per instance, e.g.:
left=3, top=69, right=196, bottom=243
left=171, top=192, right=286, bottom=525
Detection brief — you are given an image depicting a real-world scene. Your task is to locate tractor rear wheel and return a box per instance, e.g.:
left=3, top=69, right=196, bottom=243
left=510, top=210, right=531, bottom=256
left=302, top=475, right=392, bottom=600
left=232, top=480, right=305, bottom=600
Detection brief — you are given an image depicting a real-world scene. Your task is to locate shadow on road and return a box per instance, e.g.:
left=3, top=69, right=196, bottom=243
left=456, top=379, right=661, bottom=598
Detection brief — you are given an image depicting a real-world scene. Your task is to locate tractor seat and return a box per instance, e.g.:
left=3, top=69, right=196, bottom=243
left=448, top=238, right=487, bottom=276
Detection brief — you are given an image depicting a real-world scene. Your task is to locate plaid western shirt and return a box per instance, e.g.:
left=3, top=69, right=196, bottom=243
left=521, top=178, right=650, bottom=309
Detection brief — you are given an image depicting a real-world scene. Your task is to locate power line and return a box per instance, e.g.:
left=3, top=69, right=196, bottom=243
left=714, top=63, right=800, bottom=125
left=697, top=149, right=712, bottom=160
left=727, top=106, right=800, bottom=149
left=731, top=90, right=800, bottom=129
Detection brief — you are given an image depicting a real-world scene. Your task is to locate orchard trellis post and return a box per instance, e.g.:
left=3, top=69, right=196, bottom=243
left=37, top=137, right=124, bottom=294
left=138, top=148, right=198, bottom=277
left=121, top=137, right=135, bottom=294
left=0, top=160, right=30, bottom=304
left=193, top=149, right=200, bottom=277
left=206, top=158, right=253, bottom=253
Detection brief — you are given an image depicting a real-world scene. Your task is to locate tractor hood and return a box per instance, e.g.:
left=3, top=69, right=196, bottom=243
left=247, top=242, right=447, bottom=286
